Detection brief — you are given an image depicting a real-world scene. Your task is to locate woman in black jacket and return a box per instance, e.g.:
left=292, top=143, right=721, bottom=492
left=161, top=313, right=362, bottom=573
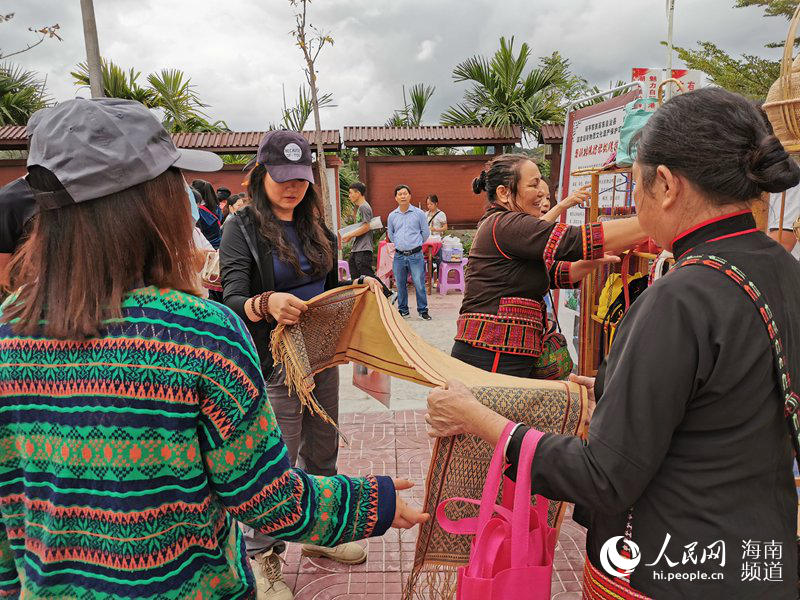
left=219, top=131, right=383, bottom=599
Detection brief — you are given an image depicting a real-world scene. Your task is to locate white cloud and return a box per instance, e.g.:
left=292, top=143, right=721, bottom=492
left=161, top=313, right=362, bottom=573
left=416, top=39, right=437, bottom=62
left=1, top=0, right=789, bottom=131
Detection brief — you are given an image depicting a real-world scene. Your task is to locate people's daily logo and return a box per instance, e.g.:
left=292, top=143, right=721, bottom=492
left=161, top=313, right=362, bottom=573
left=600, top=536, right=641, bottom=578
left=284, top=143, right=303, bottom=161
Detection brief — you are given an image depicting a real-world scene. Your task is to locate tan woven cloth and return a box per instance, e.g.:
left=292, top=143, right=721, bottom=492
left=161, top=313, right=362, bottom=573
left=270, top=285, right=588, bottom=599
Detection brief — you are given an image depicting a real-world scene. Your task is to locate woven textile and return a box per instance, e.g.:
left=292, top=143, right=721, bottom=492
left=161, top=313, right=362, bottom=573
left=269, top=285, right=588, bottom=599
left=0, top=287, right=393, bottom=600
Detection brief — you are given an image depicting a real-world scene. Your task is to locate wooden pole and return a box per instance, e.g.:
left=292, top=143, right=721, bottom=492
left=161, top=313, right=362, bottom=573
left=79, top=0, right=104, bottom=98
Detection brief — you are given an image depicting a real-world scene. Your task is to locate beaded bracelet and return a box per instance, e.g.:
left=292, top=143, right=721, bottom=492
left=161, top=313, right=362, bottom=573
left=257, top=291, right=275, bottom=322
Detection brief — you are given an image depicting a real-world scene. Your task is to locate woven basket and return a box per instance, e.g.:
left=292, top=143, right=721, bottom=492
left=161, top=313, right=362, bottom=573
left=764, top=4, right=800, bottom=152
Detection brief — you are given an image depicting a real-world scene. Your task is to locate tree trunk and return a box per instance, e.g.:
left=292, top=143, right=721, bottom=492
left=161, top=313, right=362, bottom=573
left=306, top=64, right=332, bottom=230
left=79, top=0, right=104, bottom=98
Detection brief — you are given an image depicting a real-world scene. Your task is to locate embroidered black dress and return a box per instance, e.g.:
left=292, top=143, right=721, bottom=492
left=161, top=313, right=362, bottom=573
left=507, top=211, right=800, bottom=598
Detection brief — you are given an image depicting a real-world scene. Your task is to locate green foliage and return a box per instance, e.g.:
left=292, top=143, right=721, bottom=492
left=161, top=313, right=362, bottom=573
left=72, top=60, right=157, bottom=107
left=0, top=63, right=49, bottom=125
left=277, top=85, right=334, bottom=131
left=670, top=41, right=780, bottom=99
left=71, top=59, right=228, bottom=133
left=441, top=36, right=561, bottom=142
left=374, top=83, right=453, bottom=156
left=735, top=0, right=797, bottom=19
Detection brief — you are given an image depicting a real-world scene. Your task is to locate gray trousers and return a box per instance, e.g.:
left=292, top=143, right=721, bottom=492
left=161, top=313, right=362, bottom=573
left=242, top=365, right=340, bottom=556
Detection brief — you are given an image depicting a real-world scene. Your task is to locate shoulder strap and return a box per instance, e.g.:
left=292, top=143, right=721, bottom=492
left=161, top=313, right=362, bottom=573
left=235, top=213, right=266, bottom=290
left=199, top=204, right=221, bottom=226
left=675, top=253, right=800, bottom=466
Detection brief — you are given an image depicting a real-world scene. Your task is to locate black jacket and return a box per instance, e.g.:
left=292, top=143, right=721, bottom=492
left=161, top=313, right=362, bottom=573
left=219, top=206, right=340, bottom=375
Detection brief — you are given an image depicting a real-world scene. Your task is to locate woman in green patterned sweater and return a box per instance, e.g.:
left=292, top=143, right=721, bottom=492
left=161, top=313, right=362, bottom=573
left=0, top=98, right=427, bottom=600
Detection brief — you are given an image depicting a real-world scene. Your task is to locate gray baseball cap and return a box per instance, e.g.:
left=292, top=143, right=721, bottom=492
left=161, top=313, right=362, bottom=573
left=27, top=97, right=223, bottom=210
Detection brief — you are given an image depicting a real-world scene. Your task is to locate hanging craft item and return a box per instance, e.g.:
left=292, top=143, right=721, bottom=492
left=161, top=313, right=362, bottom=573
left=794, top=214, right=800, bottom=243
left=764, top=4, right=800, bottom=152
left=616, top=78, right=685, bottom=167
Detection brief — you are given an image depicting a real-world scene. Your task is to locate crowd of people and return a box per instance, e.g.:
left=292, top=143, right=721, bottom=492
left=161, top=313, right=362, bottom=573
left=0, top=85, right=798, bottom=599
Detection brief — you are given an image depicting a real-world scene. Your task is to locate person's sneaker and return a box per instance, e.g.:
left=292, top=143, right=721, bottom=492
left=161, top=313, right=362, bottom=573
left=251, top=549, right=293, bottom=600
left=399, top=310, right=410, bottom=317
left=419, top=312, right=432, bottom=320
left=301, top=541, right=368, bottom=565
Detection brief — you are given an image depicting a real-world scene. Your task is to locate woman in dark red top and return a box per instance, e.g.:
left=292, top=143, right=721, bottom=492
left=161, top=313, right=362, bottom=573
left=452, top=154, right=645, bottom=377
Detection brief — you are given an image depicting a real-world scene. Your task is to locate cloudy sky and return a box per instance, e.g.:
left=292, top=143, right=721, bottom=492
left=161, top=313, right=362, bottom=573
left=2, top=0, right=789, bottom=132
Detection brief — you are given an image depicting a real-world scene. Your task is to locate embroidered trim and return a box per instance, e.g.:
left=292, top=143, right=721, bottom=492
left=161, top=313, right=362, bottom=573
left=552, top=261, right=578, bottom=289
left=583, top=557, right=652, bottom=599
left=455, top=297, right=546, bottom=356
left=582, top=221, right=605, bottom=260
left=543, top=223, right=569, bottom=269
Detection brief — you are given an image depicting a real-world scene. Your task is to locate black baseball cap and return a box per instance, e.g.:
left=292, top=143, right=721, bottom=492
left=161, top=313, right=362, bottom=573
left=27, top=98, right=223, bottom=210
left=255, top=130, right=314, bottom=184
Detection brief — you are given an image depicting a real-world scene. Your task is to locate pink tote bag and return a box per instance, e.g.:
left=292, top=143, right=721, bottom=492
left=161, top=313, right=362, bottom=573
left=436, top=422, right=557, bottom=600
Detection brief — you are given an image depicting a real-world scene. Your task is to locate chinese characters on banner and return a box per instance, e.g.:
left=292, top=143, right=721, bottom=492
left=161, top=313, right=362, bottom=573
left=556, top=91, right=637, bottom=364
left=631, top=68, right=703, bottom=103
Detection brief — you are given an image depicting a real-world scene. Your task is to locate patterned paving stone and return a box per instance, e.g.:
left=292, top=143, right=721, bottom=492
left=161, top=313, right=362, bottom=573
left=275, top=409, right=587, bottom=598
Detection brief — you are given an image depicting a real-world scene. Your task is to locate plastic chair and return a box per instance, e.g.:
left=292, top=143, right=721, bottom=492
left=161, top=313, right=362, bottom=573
left=338, top=259, right=351, bottom=280
left=438, top=259, right=467, bottom=295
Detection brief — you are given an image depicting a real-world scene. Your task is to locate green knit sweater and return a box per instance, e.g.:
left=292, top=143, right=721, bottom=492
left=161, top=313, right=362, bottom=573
left=0, top=287, right=395, bottom=599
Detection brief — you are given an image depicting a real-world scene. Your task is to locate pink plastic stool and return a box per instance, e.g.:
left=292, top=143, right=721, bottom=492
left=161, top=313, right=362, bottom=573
left=338, top=259, right=351, bottom=280
left=438, top=259, right=467, bottom=295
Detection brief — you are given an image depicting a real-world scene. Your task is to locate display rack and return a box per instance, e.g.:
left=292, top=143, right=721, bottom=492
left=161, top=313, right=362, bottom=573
left=573, top=166, right=665, bottom=376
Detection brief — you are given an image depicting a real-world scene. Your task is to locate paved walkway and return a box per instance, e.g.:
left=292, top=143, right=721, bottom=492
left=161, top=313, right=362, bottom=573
left=277, top=292, right=587, bottom=598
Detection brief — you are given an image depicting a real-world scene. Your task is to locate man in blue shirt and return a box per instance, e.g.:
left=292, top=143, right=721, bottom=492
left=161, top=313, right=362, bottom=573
left=387, top=184, right=431, bottom=320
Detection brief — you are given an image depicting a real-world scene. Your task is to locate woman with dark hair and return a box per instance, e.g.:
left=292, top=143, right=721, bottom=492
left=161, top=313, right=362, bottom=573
left=0, top=99, right=425, bottom=600
left=428, top=87, right=800, bottom=598
left=193, top=178, right=223, bottom=248
left=452, top=154, right=643, bottom=378
left=219, top=130, right=388, bottom=597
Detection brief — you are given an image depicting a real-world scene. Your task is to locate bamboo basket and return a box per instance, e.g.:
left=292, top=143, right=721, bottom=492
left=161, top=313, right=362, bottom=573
left=764, top=4, right=800, bottom=152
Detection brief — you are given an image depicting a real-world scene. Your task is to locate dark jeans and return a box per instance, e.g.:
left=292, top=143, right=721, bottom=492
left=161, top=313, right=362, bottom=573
left=451, top=340, right=536, bottom=378
left=348, top=250, right=375, bottom=279
left=393, top=250, right=428, bottom=314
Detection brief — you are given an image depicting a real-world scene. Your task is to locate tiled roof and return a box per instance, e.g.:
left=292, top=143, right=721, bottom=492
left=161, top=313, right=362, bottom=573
left=342, top=125, right=522, bottom=147
left=0, top=126, right=341, bottom=152
left=171, top=130, right=340, bottom=152
left=539, top=123, right=565, bottom=144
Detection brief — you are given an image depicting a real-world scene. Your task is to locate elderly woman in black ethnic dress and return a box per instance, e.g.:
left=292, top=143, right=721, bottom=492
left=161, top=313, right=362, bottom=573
left=428, top=88, right=800, bottom=599
left=451, top=154, right=645, bottom=378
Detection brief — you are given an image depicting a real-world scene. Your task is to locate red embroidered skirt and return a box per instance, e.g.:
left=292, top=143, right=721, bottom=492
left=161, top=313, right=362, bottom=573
left=455, top=296, right=546, bottom=356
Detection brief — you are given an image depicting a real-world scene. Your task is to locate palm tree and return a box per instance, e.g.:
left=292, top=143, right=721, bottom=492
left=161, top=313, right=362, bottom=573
left=441, top=37, right=561, bottom=144
left=376, top=83, right=440, bottom=156
left=72, top=60, right=157, bottom=107
left=71, top=60, right=228, bottom=133
left=0, top=63, right=49, bottom=126
left=278, top=85, right=334, bottom=131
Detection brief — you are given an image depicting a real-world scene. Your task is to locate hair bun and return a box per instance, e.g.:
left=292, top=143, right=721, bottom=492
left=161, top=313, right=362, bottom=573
left=747, top=135, right=800, bottom=193
left=472, top=170, right=488, bottom=194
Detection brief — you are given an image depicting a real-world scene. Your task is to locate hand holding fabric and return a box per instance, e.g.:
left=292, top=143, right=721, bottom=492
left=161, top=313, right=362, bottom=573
left=267, top=292, right=308, bottom=325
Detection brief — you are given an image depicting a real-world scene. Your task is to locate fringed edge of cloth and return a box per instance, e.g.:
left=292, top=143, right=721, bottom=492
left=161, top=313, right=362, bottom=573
left=402, top=564, right=460, bottom=600
left=269, top=325, right=339, bottom=429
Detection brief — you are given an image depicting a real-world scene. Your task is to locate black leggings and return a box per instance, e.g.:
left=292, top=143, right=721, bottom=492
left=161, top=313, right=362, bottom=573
left=451, top=340, right=537, bottom=378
